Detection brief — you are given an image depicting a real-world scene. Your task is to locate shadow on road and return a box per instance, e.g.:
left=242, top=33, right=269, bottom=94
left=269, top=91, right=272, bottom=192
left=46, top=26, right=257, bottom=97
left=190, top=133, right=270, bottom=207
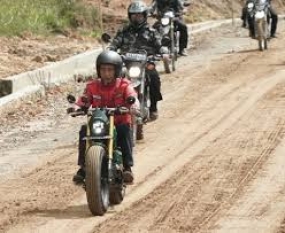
left=235, top=48, right=260, bottom=54
left=27, top=204, right=93, bottom=219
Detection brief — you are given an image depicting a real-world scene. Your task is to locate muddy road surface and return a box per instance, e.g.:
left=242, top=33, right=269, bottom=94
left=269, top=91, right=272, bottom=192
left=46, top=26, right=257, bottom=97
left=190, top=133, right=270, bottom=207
left=1, top=21, right=285, bottom=233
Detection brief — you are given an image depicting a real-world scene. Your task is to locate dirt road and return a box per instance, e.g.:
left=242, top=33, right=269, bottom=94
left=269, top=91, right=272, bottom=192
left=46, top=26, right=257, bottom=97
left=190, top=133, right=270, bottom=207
left=1, top=21, right=285, bottom=233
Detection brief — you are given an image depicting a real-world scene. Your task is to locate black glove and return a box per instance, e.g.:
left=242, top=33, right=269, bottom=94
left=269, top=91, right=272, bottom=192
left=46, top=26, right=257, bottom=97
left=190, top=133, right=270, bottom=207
left=114, top=106, right=129, bottom=115
left=67, top=107, right=88, bottom=117
left=107, top=46, right=116, bottom=51
left=67, top=107, right=75, bottom=114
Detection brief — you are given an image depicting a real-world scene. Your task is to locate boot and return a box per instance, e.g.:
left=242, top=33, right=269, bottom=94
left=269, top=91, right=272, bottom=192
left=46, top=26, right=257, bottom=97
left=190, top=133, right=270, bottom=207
left=123, top=166, right=134, bottom=184
left=73, top=167, right=85, bottom=185
left=178, top=48, right=188, bottom=56
left=149, top=111, right=159, bottom=121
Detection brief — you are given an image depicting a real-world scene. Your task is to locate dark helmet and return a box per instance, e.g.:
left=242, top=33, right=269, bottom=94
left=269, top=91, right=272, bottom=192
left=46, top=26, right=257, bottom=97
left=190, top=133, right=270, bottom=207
left=96, top=50, right=123, bottom=78
left=128, top=1, right=148, bottom=27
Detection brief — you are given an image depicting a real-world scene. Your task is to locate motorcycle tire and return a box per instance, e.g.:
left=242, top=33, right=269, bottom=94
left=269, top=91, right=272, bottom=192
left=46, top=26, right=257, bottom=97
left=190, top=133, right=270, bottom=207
left=163, top=58, right=171, bottom=74
left=136, top=124, right=144, bottom=140
left=257, top=20, right=268, bottom=51
left=172, top=55, right=176, bottom=72
left=85, top=146, right=109, bottom=216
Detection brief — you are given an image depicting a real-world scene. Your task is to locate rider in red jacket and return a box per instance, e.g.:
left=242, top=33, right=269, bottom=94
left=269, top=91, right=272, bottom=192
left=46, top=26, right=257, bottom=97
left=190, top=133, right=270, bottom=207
left=77, top=77, right=136, bottom=125
left=73, top=50, right=138, bottom=184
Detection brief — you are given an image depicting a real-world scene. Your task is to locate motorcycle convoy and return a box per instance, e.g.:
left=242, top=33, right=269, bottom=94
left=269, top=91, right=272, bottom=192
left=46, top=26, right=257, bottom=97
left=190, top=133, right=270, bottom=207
left=66, top=0, right=275, bottom=216
left=66, top=14, right=180, bottom=216
left=70, top=30, right=173, bottom=215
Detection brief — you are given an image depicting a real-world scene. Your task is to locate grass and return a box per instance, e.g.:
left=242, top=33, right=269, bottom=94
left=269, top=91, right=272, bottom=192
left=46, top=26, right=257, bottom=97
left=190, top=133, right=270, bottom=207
left=0, top=0, right=101, bottom=36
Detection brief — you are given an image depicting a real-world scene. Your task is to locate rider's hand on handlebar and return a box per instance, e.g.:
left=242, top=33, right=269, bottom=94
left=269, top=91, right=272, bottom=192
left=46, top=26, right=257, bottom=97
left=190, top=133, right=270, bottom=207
left=67, top=106, right=88, bottom=117
left=106, top=46, right=116, bottom=51
left=67, top=107, right=75, bottom=114
left=115, top=106, right=129, bottom=115
left=130, top=107, right=141, bottom=116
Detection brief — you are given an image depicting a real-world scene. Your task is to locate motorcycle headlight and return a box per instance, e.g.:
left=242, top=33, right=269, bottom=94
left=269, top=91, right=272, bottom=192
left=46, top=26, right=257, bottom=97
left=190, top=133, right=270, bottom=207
left=247, top=2, right=254, bottom=9
left=161, top=17, right=170, bottom=26
left=92, top=121, right=105, bottom=135
left=255, top=10, right=265, bottom=19
left=129, top=66, right=141, bottom=78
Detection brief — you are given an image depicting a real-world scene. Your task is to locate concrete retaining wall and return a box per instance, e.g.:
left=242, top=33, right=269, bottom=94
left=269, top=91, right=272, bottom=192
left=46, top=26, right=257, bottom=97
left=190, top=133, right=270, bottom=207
left=0, top=18, right=242, bottom=113
left=0, top=49, right=97, bottom=97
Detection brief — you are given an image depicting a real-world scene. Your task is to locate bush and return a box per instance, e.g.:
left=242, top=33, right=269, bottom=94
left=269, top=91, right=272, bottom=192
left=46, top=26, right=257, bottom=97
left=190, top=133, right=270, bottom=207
left=0, top=0, right=100, bottom=36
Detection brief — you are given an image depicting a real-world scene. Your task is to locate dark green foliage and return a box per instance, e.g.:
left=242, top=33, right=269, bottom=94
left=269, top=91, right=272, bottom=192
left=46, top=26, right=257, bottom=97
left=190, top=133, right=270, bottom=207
left=0, top=0, right=100, bottom=36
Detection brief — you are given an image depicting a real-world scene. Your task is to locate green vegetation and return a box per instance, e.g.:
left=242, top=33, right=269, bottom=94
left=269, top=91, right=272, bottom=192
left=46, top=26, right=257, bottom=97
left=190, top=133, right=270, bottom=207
left=0, top=0, right=101, bottom=36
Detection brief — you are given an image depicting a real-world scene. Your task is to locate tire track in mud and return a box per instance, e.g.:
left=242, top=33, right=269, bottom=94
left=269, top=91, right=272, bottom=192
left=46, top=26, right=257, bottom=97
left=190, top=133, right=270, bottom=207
left=93, top=52, right=285, bottom=233
left=3, top=25, right=285, bottom=233
left=92, top=73, right=285, bottom=233
left=130, top=48, right=285, bottom=195
left=89, top=35, right=285, bottom=232
left=22, top=59, right=270, bottom=231
left=1, top=26, right=253, bottom=233
left=0, top=147, right=82, bottom=233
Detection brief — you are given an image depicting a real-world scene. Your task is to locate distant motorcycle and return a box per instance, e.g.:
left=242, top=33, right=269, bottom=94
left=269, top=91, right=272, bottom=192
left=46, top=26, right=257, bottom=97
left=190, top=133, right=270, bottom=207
left=67, top=94, right=135, bottom=216
left=247, top=0, right=270, bottom=51
left=151, top=1, right=190, bottom=73
left=153, top=9, right=179, bottom=73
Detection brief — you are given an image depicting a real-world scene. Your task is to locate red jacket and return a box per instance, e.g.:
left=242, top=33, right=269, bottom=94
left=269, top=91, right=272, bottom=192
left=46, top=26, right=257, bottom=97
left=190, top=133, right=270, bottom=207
left=77, top=78, right=137, bottom=125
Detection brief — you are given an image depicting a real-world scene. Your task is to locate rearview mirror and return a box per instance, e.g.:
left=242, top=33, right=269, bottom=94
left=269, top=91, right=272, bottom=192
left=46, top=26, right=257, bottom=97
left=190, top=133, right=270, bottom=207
left=183, top=2, right=190, bottom=7
left=101, top=33, right=111, bottom=43
left=126, top=96, right=136, bottom=105
left=67, top=94, right=76, bottom=104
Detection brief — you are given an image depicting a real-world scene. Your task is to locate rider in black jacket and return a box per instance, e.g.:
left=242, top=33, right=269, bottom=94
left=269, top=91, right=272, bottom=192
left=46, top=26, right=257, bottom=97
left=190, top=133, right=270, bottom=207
left=108, top=1, right=163, bottom=123
left=149, top=0, right=189, bottom=56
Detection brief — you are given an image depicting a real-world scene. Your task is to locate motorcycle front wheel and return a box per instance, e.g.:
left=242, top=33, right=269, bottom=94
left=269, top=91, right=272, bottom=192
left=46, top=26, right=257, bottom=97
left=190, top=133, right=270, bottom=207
left=85, top=146, right=109, bottom=216
left=171, top=53, right=176, bottom=71
left=163, top=58, right=171, bottom=74
left=257, top=19, right=268, bottom=51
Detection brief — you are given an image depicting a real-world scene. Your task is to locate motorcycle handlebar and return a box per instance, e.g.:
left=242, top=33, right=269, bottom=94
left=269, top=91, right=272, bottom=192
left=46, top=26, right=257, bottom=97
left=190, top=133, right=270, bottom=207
left=69, top=110, right=86, bottom=117
left=148, top=54, right=163, bottom=62
left=68, top=107, right=132, bottom=117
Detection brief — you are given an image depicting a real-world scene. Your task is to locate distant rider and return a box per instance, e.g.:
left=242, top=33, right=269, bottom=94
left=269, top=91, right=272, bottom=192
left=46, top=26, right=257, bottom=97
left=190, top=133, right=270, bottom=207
left=240, top=0, right=278, bottom=38
left=149, top=0, right=189, bottom=56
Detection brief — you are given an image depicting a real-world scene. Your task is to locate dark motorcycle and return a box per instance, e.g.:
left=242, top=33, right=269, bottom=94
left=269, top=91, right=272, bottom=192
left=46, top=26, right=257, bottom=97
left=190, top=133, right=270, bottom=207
left=151, top=0, right=190, bottom=73
left=101, top=33, right=163, bottom=141
left=67, top=94, right=135, bottom=216
left=121, top=49, right=162, bottom=141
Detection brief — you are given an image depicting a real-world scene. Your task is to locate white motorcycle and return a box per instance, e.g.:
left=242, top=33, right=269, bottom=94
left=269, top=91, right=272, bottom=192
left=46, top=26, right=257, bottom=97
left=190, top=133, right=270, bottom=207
left=247, top=0, right=270, bottom=51
left=153, top=10, right=179, bottom=73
